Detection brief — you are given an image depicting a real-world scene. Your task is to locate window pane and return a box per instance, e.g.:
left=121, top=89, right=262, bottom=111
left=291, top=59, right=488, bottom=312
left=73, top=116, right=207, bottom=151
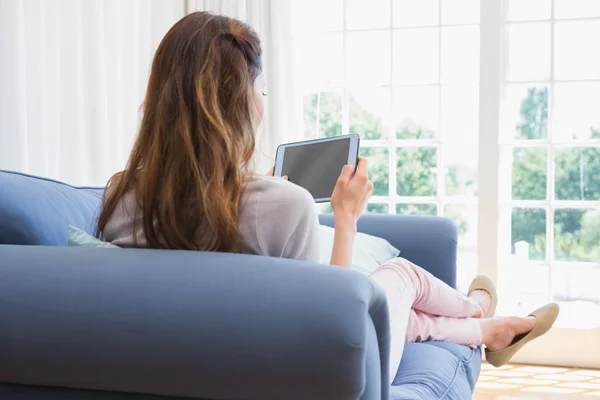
left=498, top=265, right=549, bottom=316
left=441, top=26, right=479, bottom=83
left=553, top=83, right=600, bottom=140
left=555, top=0, right=600, bottom=19
left=552, top=266, right=600, bottom=329
left=393, top=28, right=439, bottom=85
left=512, top=147, right=547, bottom=200
left=442, top=85, right=478, bottom=196
left=447, top=204, right=478, bottom=295
left=457, top=252, right=478, bottom=295
left=393, top=0, right=438, bottom=27
left=347, top=31, right=391, bottom=86
left=555, top=21, right=600, bottom=80
left=396, top=147, right=438, bottom=196
left=444, top=205, right=478, bottom=252
left=301, top=32, right=344, bottom=88
left=512, top=208, right=547, bottom=261
left=360, top=147, right=389, bottom=196
left=346, top=0, right=390, bottom=30
left=506, top=0, right=551, bottom=21
left=349, top=88, right=391, bottom=140
left=303, top=92, right=343, bottom=139
left=554, top=209, right=600, bottom=262
left=446, top=161, right=478, bottom=197
left=396, top=204, right=437, bottom=215
left=317, top=203, right=333, bottom=214
left=394, top=86, right=439, bottom=139
left=303, top=95, right=318, bottom=139
left=501, top=85, right=549, bottom=140
left=367, top=203, right=389, bottom=213
left=506, top=23, right=551, bottom=81
left=301, top=0, right=344, bottom=32
left=441, top=0, right=480, bottom=25
left=555, top=147, right=600, bottom=201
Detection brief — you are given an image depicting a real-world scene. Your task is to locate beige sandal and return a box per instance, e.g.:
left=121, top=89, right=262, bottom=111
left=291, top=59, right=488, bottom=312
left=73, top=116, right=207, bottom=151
left=468, top=275, right=498, bottom=318
left=485, top=302, right=560, bottom=368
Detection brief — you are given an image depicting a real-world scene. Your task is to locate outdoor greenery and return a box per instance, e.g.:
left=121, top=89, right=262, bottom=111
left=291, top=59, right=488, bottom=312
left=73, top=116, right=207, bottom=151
left=511, top=87, right=600, bottom=262
left=304, top=87, right=599, bottom=263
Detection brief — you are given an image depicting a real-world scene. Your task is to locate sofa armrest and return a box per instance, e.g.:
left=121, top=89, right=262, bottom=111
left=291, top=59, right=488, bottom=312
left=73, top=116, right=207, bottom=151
left=319, top=214, right=458, bottom=288
left=0, top=246, right=390, bottom=400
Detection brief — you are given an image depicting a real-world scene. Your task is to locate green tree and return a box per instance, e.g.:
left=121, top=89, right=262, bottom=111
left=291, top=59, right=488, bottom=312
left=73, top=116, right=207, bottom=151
left=511, top=87, right=600, bottom=262
left=515, top=87, right=548, bottom=140
left=303, top=92, right=342, bottom=139
left=511, top=88, right=549, bottom=260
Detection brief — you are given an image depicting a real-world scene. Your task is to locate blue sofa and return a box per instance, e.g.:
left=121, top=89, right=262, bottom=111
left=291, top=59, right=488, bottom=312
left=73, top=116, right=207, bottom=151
left=0, top=170, right=482, bottom=399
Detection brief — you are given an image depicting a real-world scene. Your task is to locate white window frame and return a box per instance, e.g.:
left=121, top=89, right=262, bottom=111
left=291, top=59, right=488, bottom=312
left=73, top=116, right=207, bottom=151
left=308, top=1, right=481, bottom=231
left=481, top=0, right=600, bottom=368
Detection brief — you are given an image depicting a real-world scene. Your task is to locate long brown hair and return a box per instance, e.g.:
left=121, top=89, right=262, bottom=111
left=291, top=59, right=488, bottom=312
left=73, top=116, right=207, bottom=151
left=96, top=12, right=263, bottom=252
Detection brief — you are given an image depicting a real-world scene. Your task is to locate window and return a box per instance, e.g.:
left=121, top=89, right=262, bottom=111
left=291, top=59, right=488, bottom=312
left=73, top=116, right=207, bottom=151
left=498, top=0, right=600, bottom=331
left=298, top=0, right=600, bottom=367
left=300, top=0, right=481, bottom=293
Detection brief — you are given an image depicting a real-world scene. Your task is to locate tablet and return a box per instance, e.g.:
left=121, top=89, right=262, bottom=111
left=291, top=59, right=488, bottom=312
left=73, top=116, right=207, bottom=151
left=273, top=134, right=360, bottom=203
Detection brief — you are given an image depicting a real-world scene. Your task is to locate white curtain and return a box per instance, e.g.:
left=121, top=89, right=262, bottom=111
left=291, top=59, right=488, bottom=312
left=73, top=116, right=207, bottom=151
left=0, top=0, right=302, bottom=186
left=0, top=0, right=185, bottom=186
left=186, top=0, right=304, bottom=174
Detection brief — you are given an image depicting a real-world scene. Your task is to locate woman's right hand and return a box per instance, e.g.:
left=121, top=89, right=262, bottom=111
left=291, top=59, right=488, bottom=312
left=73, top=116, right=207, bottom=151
left=330, top=157, right=373, bottom=230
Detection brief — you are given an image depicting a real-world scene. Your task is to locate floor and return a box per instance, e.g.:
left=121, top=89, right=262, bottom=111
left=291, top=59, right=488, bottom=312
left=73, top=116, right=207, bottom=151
left=474, top=363, right=600, bottom=399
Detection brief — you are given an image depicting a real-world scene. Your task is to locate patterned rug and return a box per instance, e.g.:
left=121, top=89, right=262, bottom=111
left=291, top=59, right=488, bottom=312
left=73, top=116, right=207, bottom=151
left=474, top=363, right=600, bottom=399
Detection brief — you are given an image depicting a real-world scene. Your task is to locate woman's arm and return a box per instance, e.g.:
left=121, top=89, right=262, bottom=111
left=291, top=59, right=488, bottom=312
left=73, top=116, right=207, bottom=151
left=329, top=217, right=356, bottom=268
left=329, top=158, right=372, bottom=268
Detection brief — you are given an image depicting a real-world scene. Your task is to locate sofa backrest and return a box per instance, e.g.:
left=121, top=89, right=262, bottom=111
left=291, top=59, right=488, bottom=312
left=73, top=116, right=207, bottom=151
left=0, top=170, right=104, bottom=246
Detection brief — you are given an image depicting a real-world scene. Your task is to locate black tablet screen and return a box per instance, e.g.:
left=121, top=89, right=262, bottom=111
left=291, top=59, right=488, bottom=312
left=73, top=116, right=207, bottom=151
left=281, top=138, right=351, bottom=200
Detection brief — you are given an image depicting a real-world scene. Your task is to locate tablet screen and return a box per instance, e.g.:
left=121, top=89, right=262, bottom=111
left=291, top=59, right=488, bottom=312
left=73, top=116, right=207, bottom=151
left=281, top=138, right=350, bottom=200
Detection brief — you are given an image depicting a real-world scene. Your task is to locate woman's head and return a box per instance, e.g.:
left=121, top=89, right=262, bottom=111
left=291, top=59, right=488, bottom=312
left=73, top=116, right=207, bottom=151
left=97, top=12, right=263, bottom=252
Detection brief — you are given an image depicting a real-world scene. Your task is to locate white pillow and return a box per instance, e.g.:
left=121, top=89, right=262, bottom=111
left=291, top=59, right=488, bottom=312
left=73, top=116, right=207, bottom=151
left=68, top=226, right=120, bottom=248
left=318, top=225, right=400, bottom=275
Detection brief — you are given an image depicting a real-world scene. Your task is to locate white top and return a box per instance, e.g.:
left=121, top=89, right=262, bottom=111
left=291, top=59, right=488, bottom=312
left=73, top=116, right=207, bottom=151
left=103, top=175, right=321, bottom=262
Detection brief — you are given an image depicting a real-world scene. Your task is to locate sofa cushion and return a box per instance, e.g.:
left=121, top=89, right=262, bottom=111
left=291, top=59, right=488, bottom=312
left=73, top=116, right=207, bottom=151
left=390, top=342, right=481, bottom=400
left=0, top=170, right=103, bottom=246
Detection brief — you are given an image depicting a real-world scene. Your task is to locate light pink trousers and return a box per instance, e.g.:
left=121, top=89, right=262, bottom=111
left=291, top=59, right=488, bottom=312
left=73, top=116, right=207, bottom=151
left=371, top=258, right=482, bottom=384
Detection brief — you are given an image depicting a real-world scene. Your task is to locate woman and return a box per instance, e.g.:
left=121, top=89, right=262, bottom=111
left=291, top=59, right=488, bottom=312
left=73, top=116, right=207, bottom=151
left=97, top=12, right=559, bottom=382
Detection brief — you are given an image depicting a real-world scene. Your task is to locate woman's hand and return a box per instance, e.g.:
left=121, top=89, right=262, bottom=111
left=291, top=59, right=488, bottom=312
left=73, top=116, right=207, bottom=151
left=330, top=157, right=373, bottom=230
left=266, top=167, right=288, bottom=181
left=328, top=157, right=372, bottom=268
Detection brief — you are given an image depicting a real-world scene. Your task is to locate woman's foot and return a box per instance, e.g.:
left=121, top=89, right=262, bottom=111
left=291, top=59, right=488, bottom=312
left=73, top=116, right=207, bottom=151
left=481, top=316, right=537, bottom=352
left=469, top=290, right=492, bottom=318
left=468, top=276, right=497, bottom=318
left=483, top=303, right=559, bottom=367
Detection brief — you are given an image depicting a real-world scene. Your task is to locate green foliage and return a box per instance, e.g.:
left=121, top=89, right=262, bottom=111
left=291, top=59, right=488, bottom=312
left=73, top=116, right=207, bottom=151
left=515, top=87, right=548, bottom=140
left=367, top=203, right=389, bottom=213
left=397, top=204, right=437, bottom=216
left=303, top=93, right=342, bottom=139
left=555, top=147, right=600, bottom=201
left=360, top=147, right=389, bottom=196
left=397, top=121, right=435, bottom=140
left=512, top=148, right=547, bottom=200
left=511, top=208, right=546, bottom=261
left=511, top=87, right=600, bottom=262
left=396, top=147, right=437, bottom=196
left=350, top=96, right=385, bottom=140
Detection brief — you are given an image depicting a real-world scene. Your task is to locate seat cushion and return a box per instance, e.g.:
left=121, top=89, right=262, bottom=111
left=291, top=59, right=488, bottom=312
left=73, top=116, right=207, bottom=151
left=391, top=342, right=482, bottom=400
left=0, top=170, right=103, bottom=245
